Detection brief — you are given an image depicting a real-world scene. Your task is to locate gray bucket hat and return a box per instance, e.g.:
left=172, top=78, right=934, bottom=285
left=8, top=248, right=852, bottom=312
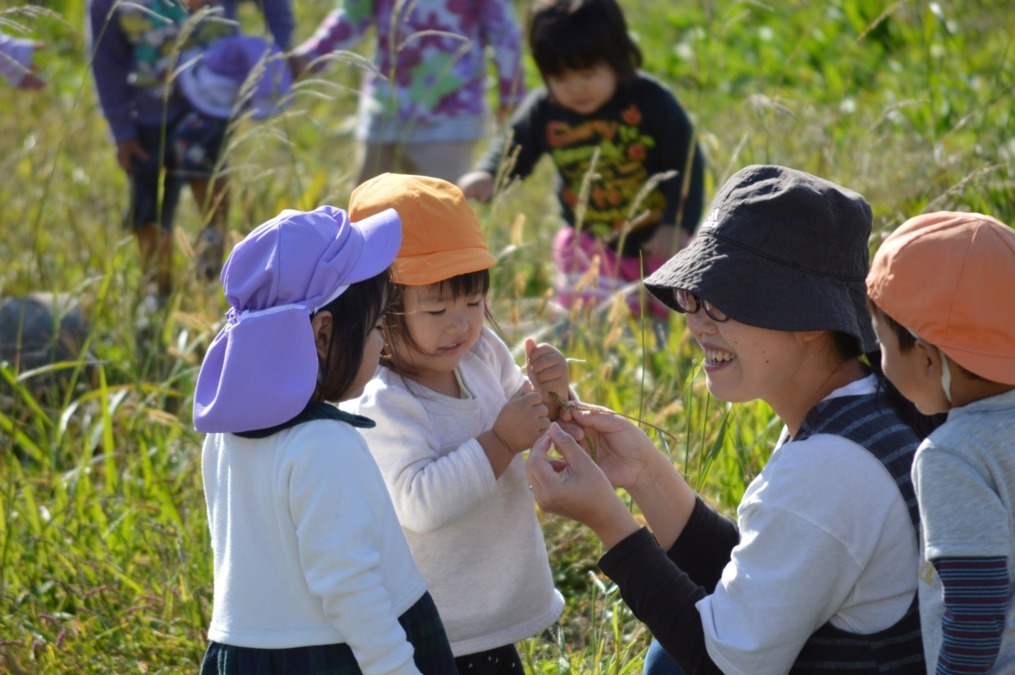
left=644, top=164, right=878, bottom=352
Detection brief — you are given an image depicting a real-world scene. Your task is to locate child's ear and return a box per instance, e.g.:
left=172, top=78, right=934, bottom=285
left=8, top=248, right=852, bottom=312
left=913, top=338, right=942, bottom=381
left=311, top=311, right=334, bottom=361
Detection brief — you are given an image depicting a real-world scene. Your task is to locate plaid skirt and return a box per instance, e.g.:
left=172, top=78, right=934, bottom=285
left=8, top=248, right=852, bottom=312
left=200, top=592, right=456, bottom=674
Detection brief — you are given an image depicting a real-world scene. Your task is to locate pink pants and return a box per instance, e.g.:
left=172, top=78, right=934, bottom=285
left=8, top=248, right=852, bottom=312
left=552, top=227, right=670, bottom=319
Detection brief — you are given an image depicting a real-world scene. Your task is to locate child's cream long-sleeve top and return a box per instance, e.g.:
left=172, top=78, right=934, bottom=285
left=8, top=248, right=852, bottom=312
left=348, top=326, right=564, bottom=657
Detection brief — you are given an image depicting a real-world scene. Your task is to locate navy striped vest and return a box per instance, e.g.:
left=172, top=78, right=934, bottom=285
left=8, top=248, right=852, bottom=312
left=790, top=392, right=926, bottom=674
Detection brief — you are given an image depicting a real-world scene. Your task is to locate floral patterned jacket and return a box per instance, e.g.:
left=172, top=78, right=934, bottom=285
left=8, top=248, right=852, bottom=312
left=296, top=0, right=525, bottom=139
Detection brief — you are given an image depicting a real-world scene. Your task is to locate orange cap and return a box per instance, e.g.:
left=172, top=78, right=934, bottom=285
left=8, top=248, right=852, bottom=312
left=867, top=211, right=1015, bottom=384
left=349, top=173, right=496, bottom=286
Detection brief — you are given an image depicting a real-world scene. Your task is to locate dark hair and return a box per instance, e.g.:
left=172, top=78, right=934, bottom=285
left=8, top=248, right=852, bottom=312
left=312, top=270, right=391, bottom=403
left=867, top=299, right=985, bottom=388
left=867, top=301, right=917, bottom=352
left=830, top=331, right=945, bottom=438
left=528, top=0, right=642, bottom=87
left=381, top=270, right=494, bottom=378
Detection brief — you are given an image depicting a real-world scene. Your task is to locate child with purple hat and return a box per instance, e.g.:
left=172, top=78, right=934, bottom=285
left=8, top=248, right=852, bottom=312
left=193, top=205, right=456, bottom=674
left=87, top=0, right=294, bottom=302
left=174, top=34, right=294, bottom=279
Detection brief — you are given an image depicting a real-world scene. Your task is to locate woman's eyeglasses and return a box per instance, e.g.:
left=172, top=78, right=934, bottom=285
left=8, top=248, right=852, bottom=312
left=674, top=289, right=729, bottom=322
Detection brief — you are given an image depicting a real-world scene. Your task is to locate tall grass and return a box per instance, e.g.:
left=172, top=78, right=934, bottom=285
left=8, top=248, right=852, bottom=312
left=2, top=0, right=1013, bottom=671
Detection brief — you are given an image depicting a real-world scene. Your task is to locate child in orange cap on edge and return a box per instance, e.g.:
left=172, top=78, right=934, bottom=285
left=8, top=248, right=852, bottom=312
left=866, top=211, right=1015, bottom=673
left=346, top=173, right=566, bottom=674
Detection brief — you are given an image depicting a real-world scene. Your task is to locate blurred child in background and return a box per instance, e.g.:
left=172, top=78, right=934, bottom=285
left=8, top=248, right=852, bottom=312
left=86, top=0, right=293, bottom=303
left=347, top=173, right=566, bottom=674
left=458, top=0, right=704, bottom=323
left=867, top=211, right=1015, bottom=673
left=174, top=33, right=293, bottom=279
left=292, top=0, right=525, bottom=184
left=193, top=204, right=457, bottom=674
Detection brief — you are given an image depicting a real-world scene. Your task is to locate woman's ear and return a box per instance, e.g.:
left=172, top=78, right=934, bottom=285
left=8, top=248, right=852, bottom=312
left=311, top=311, right=333, bottom=361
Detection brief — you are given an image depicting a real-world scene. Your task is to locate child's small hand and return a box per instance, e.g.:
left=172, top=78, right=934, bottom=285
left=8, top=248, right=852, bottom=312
left=525, top=337, right=569, bottom=421
left=458, top=171, right=494, bottom=203
left=116, top=138, right=150, bottom=173
left=492, top=384, right=550, bottom=455
left=17, top=69, right=44, bottom=90
left=17, top=41, right=45, bottom=90
left=287, top=53, right=310, bottom=80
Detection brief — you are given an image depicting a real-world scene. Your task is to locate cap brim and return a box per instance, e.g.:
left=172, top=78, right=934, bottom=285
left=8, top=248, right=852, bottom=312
left=194, top=307, right=317, bottom=433
left=348, top=208, right=403, bottom=284
left=393, top=246, right=496, bottom=286
left=645, top=234, right=877, bottom=352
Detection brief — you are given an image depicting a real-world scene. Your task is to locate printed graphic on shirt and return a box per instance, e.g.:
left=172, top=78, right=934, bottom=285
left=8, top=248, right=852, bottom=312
left=547, top=104, right=665, bottom=239
left=118, top=0, right=234, bottom=92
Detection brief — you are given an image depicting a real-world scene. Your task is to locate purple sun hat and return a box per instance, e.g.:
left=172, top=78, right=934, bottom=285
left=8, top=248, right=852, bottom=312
left=193, top=205, right=401, bottom=433
left=178, top=35, right=294, bottom=121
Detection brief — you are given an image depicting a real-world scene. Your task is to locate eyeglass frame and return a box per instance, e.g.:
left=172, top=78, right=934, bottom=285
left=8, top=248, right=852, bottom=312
left=673, top=289, right=729, bottom=322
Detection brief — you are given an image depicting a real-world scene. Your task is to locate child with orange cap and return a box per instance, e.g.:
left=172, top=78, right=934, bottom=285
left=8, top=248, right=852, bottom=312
left=866, top=211, right=1015, bottom=673
left=346, top=173, right=566, bottom=674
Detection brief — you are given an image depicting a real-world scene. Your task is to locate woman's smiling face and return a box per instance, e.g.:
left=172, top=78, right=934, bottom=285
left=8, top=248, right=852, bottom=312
left=684, top=304, right=809, bottom=409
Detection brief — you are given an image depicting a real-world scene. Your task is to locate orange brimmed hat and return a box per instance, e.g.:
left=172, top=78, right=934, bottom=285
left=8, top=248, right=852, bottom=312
left=349, top=173, right=496, bottom=286
left=867, top=211, right=1015, bottom=385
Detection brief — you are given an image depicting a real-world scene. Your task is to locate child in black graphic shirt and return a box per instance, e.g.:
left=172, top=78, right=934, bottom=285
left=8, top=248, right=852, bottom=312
left=459, top=0, right=704, bottom=320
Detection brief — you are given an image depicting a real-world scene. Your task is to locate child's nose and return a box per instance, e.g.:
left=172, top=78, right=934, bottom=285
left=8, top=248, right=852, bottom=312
left=563, top=79, right=584, bottom=96
left=448, top=312, right=471, bottom=333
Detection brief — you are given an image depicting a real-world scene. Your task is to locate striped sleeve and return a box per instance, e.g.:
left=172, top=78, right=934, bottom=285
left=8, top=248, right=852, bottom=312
left=933, top=556, right=1009, bottom=674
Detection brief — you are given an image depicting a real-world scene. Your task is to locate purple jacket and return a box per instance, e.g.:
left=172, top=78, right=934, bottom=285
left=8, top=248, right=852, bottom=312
left=87, top=0, right=293, bottom=143
left=296, top=0, right=524, bottom=129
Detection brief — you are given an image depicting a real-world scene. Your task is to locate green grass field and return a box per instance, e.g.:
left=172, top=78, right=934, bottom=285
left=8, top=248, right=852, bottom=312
left=1, top=0, right=1013, bottom=671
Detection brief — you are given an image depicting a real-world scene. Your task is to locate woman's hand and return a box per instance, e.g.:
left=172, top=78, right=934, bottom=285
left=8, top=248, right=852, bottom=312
left=562, top=405, right=660, bottom=493
left=526, top=423, right=640, bottom=549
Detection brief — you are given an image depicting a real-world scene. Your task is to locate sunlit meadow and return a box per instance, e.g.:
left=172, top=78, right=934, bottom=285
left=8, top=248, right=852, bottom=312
left=1, top=0, right=1012, bottom=671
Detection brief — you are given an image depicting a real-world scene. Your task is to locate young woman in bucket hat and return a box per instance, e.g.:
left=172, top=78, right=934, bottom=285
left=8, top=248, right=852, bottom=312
left=525, top=165, right=941, bottom=674
left=193, top=205, right=456, bottom=674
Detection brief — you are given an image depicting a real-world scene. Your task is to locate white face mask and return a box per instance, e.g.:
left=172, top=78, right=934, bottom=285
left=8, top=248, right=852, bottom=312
left=938, top=351, right=953, bottom=404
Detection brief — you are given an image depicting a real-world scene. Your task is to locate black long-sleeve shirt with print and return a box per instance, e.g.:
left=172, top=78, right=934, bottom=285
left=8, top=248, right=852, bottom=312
left=475, top=72, right=705, bottom=256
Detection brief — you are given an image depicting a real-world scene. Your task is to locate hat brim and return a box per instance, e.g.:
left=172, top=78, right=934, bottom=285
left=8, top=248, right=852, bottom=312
left=194, top=307, right=317, bottom=433
left=645, top=234, right=877, bottom=352
left=178, top=57, right=237, bottom=119
left=177, top=47, right=294, bottom=121
left=393, top=246, right=497, bottom=286
left=347, top=207, right=403, bottom=285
